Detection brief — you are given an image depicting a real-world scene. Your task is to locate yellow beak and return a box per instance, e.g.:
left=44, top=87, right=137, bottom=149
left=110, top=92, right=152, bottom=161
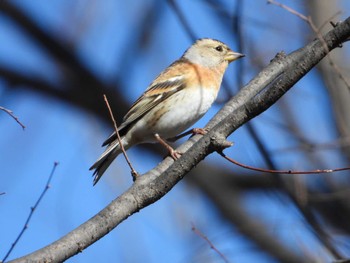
left=225, top=51, right=245, bottom=62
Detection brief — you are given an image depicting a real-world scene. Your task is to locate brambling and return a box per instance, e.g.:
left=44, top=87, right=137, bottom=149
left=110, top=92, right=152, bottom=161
left=90, top=38, right=244, bottom=185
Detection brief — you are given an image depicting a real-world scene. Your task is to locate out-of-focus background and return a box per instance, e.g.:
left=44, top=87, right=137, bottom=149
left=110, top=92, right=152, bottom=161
left=1, top=0, right=350, bottom=262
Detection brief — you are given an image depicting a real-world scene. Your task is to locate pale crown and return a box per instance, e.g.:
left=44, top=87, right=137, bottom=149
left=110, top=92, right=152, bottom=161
left=183, top=38, right=232, bottom=68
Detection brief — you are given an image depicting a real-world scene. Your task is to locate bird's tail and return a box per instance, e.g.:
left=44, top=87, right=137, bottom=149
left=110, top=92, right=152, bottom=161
left=90, top=139, right=123, bottom=185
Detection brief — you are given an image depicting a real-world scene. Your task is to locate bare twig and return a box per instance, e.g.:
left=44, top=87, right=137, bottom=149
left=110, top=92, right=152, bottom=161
left=191, top=222, right=230, bottom=263
left=0, top=106, right=25, bottom=130
left=268, top=0, right=350, bottom=91
left=267, top=0, right=307, bottom=20
left=267, top=0, right=325, bottom=47
left=103, top=94, right=138, bottom=181
left=2, top=162, right=59, bottom=262
left=218, top=151, right=350, bottom=175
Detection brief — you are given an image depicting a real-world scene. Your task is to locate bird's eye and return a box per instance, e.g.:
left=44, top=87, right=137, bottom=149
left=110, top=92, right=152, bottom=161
left=215, top=46, right=223, bottom=52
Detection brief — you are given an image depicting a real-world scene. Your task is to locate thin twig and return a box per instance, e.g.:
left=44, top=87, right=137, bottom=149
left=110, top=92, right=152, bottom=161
left=0, top=192, right=5, bottom=195
left=0, top=106, right=25, bottom=130
left=267, top=0, right=326, bottom=48
left=268, top=0, right=350, bottom=91
left=103, top=94, right=138, bottom=181
left=267, top=0, right=308, bottom=21
left=2, top=162, right=59, bottom=262
left=218, top=151, right=350, bottom=175
left=191, top=222, right=230, bottom=263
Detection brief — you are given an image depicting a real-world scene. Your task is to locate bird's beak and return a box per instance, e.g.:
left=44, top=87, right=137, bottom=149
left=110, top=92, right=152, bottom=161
left=225, top=51, right=245, bottom=62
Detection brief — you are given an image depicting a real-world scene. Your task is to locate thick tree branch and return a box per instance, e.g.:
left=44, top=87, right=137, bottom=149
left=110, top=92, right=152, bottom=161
left=10, top=17, right=350, bottom=263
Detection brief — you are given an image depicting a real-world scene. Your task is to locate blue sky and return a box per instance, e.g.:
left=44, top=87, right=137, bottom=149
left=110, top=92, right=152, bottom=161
left=1, top=0, right=349, bottom=262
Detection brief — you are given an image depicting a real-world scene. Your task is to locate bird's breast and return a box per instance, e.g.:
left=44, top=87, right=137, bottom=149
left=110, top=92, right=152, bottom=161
left=147, top=85, right=218, bottom=138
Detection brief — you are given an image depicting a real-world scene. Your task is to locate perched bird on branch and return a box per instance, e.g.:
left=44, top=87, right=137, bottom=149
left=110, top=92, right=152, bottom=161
left=90, top=38, right=244, bottom=185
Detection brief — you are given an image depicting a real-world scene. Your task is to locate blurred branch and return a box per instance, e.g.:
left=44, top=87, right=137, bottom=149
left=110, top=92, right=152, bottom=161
left=239, top=4, right=349, bottom=257
left=0, top=1, right=128, bottom=123
left=192, top=168, right=310, bottom=263
left=0, top=1, right=103, bottom=88
left=9, top=17, right=350, bottom=263
left=231, top=3, right=345, bottom=258
left=0, top=66, right=128, bottom=124
left=306, top=0, right=350, bottom=160
left=191, top=222, right=230, bottom=263
left=301, top=2, right=350, bottom=254
left=112, top=1, right=164, bottom=83
left=167, top=0, right=197, bottom=40
left=269, top=0, right=350, bottom=89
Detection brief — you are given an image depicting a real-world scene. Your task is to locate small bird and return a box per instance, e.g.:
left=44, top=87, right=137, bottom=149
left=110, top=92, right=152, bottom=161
left=90, top=38, right=244, bottom=185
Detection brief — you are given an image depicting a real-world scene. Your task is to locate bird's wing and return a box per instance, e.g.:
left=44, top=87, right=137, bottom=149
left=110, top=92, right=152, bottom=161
left=101, top=75, right=186, bottom=146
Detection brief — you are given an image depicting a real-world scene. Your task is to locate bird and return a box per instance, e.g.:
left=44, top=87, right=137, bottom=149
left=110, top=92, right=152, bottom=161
left=90, top=38, right=244, bottom=185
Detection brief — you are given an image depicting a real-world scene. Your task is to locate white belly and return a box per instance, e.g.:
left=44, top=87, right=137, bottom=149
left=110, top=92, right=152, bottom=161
left=150, top=87, right=217, bottom=138
left=125, top=86, right=218, bottom=144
